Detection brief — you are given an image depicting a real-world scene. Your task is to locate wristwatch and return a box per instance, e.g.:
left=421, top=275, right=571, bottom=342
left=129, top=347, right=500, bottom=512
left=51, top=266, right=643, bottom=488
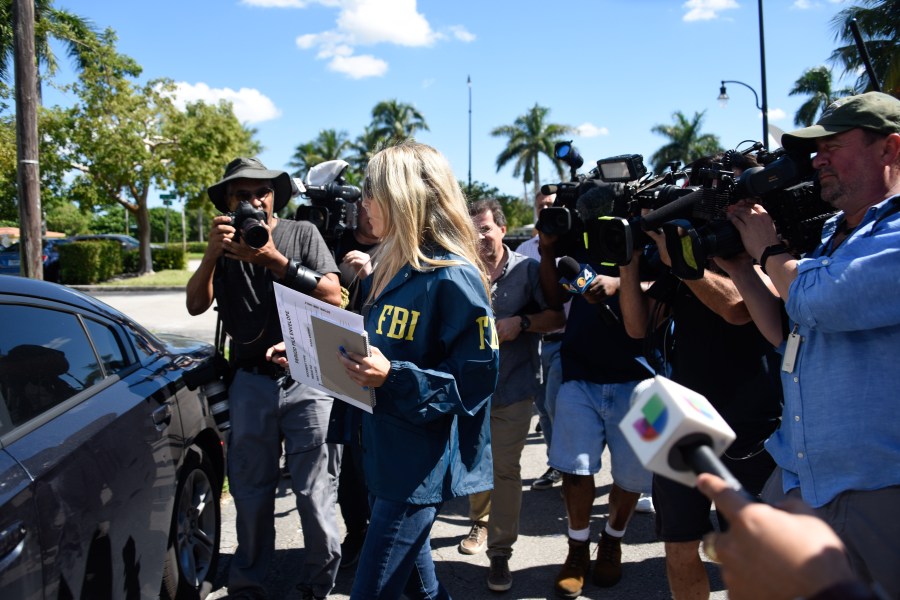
left=519, top=315, right=531, bottom=332
left=759, top=244, right=790, bottom=275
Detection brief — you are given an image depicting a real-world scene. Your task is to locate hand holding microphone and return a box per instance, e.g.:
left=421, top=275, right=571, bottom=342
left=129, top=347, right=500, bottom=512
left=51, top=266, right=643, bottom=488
left=619, top=376, right=750, bottom=498
left=558, top=256, right=620, bottom=325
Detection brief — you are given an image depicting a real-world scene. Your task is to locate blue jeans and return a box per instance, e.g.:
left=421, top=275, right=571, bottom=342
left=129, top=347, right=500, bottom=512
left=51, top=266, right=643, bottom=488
left=350, top=497, right=451, bottom=600
left=535, top=339, right=562, bottom=450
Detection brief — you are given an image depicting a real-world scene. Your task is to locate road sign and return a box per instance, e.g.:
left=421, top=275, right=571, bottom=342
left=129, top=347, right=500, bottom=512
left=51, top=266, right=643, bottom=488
left=160, top=193, right=176, bottom=200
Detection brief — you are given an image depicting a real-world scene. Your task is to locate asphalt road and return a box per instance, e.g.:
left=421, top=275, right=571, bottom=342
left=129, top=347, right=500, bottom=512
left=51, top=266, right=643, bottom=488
left=84, top=287, right=729, bottom=600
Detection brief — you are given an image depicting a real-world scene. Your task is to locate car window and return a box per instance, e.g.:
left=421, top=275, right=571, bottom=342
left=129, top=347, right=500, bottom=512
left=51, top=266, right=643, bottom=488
left=83, top=318, right=129, bottom=375
left=0, top=305, right=103, bottom=428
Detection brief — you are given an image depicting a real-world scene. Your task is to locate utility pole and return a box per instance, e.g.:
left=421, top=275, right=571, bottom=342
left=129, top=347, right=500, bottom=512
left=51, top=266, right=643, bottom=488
left=13, top=0, right=42, bottom=279
left=467, top=75, right=472, bottom=193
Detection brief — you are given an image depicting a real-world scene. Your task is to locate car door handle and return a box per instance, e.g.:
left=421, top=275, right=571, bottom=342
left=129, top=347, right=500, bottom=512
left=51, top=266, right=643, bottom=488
left=0, top=521, right=26, bottom=569
left=152, top=403, right=173, bottom=430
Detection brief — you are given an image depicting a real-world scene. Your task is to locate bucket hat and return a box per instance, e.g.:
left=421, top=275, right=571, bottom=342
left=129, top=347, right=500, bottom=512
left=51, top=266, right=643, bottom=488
left=207, top=157, right=293, bottom=213
left=782, top=92, right=900, bottom=155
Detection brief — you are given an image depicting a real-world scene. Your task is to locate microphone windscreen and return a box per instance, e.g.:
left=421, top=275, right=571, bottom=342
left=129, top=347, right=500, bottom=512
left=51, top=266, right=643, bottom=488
left=557, top=256, right=582, bottom=280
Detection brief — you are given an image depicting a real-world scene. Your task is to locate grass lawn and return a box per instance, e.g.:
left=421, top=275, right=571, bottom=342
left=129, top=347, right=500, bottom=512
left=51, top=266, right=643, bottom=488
left=93, top=253, right=202, bottom=287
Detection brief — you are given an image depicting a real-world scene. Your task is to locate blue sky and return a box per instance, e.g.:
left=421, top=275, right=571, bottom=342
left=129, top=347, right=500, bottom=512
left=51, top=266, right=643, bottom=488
left=47, top=0, right=855, bottom=207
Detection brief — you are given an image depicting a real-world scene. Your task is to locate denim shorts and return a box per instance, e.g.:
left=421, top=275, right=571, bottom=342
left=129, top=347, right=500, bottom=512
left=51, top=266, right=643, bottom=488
left=548, top=379, right=651, bottom=494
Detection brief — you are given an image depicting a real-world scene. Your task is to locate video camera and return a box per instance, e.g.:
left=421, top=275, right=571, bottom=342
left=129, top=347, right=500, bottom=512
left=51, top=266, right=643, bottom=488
left=638, top=144, right=837, bottom=279
left=294, top=159, right=362, bottom=245
left=538, top=141, right=688, bottom=266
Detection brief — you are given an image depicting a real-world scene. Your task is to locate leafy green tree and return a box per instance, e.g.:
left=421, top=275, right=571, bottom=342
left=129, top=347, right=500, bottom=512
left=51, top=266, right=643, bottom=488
left=0, top=0, right=99, bottom=94
left=491, top=104, right=572, bottom=200
left=829, top=0, right=900, bottom=96
left=788, top=66, right=854, bottom=126
left=649, top=110, right=722, bottom=173
left=45, top=30, right=257, bottom=274
left=371, top=99, right=429, bottom=143
left=462, top=180, right=532, bottom=229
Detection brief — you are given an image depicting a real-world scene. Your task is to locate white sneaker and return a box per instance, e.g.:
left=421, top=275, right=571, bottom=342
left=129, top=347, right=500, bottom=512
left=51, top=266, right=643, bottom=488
left=635, top=494, right=655, bottom=513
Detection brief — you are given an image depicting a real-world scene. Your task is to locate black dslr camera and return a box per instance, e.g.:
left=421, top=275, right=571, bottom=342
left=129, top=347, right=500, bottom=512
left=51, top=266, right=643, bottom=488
left=227, top=201, right=269, bottom=249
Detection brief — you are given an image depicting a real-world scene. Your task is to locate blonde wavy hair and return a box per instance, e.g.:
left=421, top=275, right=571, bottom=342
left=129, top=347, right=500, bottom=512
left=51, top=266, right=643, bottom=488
left=363, top=140, right=489, bottom=301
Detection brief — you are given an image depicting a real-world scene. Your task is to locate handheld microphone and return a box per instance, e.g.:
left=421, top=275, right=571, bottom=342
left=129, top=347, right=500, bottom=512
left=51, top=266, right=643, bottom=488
left=558, top=256, right=595, bottom=294
left=620, top=376, right=749, bottom=496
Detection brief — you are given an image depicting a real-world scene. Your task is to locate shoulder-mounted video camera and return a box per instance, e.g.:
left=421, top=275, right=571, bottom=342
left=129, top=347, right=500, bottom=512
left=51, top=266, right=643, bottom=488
left=295, top=159, right=362, bottom=246
left=638, top=143, right=837, bottom=279
left=538, top=141, right=672, bottom=266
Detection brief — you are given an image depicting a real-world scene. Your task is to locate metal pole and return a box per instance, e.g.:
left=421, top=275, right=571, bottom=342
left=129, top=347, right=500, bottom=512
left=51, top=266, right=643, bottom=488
left=467, top=75, right=472, bottom=192
left=13, top=0, right=42, bottom=279
left=758, top=0, right=769, bottom=149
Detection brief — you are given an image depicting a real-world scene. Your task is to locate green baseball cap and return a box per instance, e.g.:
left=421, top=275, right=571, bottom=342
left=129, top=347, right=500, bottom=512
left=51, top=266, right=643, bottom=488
left=782, top=91, right=900, bottom=155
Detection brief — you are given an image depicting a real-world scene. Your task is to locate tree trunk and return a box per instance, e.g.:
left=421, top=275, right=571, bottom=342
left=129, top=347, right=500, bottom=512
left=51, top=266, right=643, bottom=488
left=135, top=196, right=153, bottom=275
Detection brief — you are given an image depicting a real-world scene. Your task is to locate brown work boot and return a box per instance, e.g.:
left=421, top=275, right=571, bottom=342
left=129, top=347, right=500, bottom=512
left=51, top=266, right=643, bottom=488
left=554, top=538, right=590, bottom=598
left=592, top=531, right=623, bottom=587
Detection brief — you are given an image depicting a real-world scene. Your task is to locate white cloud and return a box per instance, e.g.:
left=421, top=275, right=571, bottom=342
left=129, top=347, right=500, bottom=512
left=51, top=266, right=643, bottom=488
left=792, top=0, right=813, bottom=8
left=766, top=107, right=786, bottom=120
left=422, top=78, right=436, bottom=88
left=682, top=0, right=739, bottom=22
left=286, top=0, right=472, bottom=79
left=328, top=54, right=389, bottom=79
left=449, top=25, right=476, bottom=43
left=169, top=82, right=281, bottom=124
left=576, top=122, right=609, bottom=138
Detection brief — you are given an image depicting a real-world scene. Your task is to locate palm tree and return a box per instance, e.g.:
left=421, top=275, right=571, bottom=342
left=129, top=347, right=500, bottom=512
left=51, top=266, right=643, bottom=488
left=829, top=0, right=900, bottom=96
left=649, top=110, right=722, bottom=173
left=370, top=99, right=429, bottom=143
left=788, top=66, right=854, bottom=126
left=491, top=103, right=572, bottom=200
left=289, top=128, right=352, bottom=179
left=347, top=124, right=383, bottom=183
left=0, top=0, right=99, bottom=87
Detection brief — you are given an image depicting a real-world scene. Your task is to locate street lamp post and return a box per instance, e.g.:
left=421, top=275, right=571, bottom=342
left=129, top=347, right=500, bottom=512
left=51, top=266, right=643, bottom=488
left=718, top=80, right=769, bottom=149
left=717, top=0, right=769, bottom=149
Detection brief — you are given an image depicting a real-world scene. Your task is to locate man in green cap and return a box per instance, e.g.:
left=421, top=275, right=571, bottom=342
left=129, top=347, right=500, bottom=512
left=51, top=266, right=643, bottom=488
left=725, top=91, right=900, bottom=597
left=186, top=157, right=343, bottom=600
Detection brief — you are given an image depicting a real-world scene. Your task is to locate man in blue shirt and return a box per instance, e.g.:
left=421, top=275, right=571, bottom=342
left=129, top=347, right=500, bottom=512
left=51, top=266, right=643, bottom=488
left=727, top=91, right=900, bottom=597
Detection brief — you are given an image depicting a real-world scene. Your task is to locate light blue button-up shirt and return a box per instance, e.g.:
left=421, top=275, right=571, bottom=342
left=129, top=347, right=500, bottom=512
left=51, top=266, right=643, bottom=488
left=765, top=194, right=900, bottom=507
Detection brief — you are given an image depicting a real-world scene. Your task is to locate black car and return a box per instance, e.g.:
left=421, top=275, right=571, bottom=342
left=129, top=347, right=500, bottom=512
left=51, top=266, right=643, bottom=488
left=0, top=237, right=72, bottom=282
left=0, top=275, right=226, bottom=599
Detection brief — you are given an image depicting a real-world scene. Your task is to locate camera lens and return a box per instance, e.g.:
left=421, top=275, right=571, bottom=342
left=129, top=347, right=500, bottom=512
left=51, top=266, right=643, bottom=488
left=202, top=379, right=231, bottom=431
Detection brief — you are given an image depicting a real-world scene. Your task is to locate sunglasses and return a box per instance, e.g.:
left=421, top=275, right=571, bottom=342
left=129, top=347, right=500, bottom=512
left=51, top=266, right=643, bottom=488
left=230, top=186, right=273, bottom=203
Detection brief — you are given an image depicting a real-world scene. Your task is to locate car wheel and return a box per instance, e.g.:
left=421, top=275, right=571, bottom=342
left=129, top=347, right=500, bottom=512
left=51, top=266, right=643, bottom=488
left=161, top=446, right=221, bottom=600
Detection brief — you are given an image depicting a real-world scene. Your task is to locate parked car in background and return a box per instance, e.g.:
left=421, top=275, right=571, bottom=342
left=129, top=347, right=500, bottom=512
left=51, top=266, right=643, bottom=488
left=72, top=233, right=164, bottom=251
left=0, top=275, right=226, bottom=599
left=0, top=238, right=73, bottom=282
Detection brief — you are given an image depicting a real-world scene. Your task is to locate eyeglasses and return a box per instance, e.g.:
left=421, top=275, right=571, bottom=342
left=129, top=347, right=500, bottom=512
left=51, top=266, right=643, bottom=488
left=230, top=186, right=273, bottom=203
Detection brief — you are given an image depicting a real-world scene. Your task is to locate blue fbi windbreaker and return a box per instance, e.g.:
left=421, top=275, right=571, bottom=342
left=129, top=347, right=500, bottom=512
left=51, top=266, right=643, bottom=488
left=359, top=251, right=499, bottom=505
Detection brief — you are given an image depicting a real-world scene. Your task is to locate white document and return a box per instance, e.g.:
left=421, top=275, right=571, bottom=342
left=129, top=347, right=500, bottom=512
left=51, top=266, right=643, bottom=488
left=273, top=282, right=375, bottom=412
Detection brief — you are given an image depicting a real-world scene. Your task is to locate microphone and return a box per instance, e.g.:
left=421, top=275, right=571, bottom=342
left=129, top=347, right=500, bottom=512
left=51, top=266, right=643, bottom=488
left=558, top=256, right=595, bottom=294
left=558, top=256, right=621, bottom=326
left=620, top=376, right=749, bottom=495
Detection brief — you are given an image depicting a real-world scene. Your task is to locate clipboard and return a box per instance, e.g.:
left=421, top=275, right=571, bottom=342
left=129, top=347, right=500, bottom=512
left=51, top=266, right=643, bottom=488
left=309, top=315, right=377, bottom=412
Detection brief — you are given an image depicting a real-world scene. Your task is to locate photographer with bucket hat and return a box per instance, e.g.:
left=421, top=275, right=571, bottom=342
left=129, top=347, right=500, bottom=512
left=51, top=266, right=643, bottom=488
left=187, top=157, right=343, bottom=600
